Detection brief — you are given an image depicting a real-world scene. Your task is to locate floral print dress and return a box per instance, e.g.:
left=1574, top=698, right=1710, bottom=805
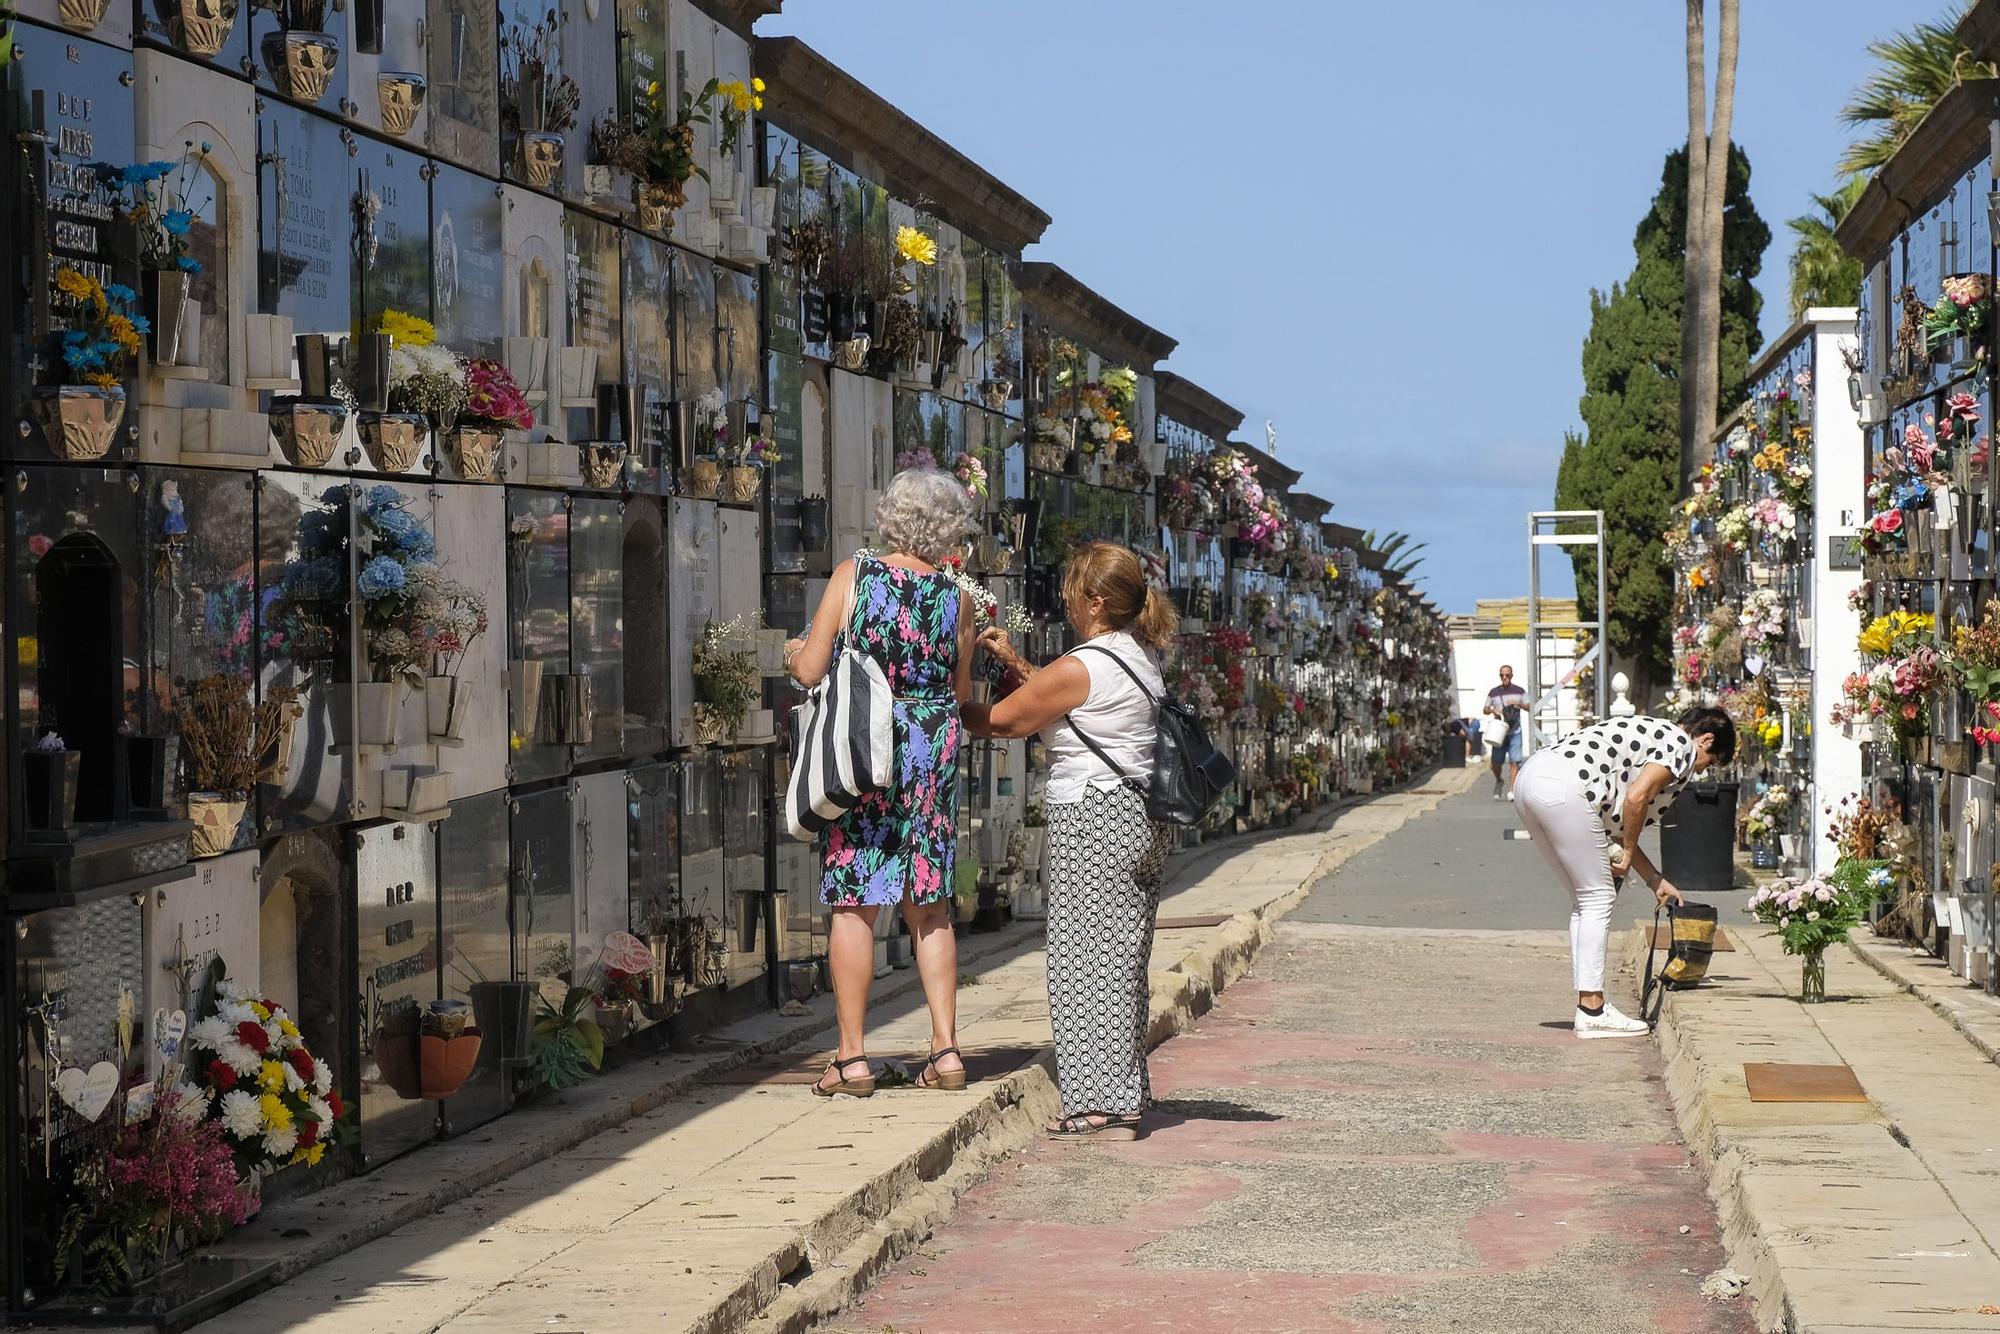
left=820, top=555, right=963, bottom=908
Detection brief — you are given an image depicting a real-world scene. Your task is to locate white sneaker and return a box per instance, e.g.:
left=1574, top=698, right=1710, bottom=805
left=1505, top=789, right=1515, bottom=801
left=1573, top=1005, right=1649, bottom=1039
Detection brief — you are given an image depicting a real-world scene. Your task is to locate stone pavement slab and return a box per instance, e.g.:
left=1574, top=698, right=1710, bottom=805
left=183, top=769, right=1479, bottom=1333
left=1640, top=915, right=2000, bottom=1332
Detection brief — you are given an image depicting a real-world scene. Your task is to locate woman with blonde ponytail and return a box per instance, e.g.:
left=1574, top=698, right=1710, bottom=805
left=964, top=543, right=1176, bottom=1140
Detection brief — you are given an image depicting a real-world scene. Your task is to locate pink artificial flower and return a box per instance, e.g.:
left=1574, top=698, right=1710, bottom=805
left=1905, top=423, right=1936, bottom=472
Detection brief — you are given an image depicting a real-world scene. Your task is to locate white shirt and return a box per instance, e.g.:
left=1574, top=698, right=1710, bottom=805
left=1040, top=630, right=1163, bottom=804
left=1546, top=716, right=1696, bottom=840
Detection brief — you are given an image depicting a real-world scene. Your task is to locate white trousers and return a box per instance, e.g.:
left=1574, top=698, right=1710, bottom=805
left=1512, top=752, right=1618, bottom=992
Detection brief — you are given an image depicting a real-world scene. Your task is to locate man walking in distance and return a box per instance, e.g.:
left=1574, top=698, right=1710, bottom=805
left=1485, top=665, right=1528, bottom=800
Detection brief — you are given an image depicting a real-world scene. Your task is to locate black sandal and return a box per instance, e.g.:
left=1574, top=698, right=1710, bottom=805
left=811, top=1055, right=876, bottom=1099
left=916, top=1046, right=966, bottom=1091
left=1046, top=1112, right=1139, bottom=1141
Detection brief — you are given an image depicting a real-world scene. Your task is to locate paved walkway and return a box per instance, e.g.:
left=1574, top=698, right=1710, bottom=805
left=186, top=775, right=1476, bottom=1332
left=1649, top=911, right=2000, bottom=1333
left=830, top=785, right=1749, bottom=1333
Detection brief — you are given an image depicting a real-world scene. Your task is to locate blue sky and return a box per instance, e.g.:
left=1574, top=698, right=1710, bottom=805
left=765, top=0, right=1902, bottom=613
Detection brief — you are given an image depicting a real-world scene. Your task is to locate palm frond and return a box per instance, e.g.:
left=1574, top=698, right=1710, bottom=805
left=1839, top=4, right=1995, bottom=176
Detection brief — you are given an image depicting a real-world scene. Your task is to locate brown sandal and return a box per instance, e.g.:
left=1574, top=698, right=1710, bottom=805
left=1046, top=1112, right=1139, bottom=1141
left=811, top=1055, right=876, bottom=1098
left=916, top=1046, right=966, bottom=1091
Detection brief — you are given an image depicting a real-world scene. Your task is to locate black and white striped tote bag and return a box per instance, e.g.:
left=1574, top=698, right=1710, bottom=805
left=785, top=569, right=894, bottom=840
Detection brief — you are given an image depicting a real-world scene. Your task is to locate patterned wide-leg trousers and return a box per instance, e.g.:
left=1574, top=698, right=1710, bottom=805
left=1045, top=784, right=1172, bottom=1117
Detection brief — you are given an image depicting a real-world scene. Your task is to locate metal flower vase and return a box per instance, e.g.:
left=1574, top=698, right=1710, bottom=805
left=269, top=397, right=347, bottom=468
left=377, top=72, right=427, bottom=137
left=148, top=270, right=194, bottom=367
left=264, top=29, right=341, bottom=104
left=358, top=410, right=426, bottom=472
left=167, top=0, right=237, bottom=57
left=32, top=385, right=126, bottom=462
left=447, top=424, right=502, bottom=480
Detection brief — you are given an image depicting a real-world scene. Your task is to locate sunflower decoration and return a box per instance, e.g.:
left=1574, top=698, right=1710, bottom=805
left=895, top=225, right=938, bottom=267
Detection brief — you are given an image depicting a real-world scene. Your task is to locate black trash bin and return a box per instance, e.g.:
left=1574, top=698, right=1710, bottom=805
left=1659, top=781, right=1739, bottom=892
left=1438, top=728, right=1467, bottom=769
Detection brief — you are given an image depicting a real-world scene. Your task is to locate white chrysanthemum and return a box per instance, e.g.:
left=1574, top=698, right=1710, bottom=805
left=263, top=1125, right=299, bottom=1159
left=217, top=978, right=247, bottom=1002
left=220, top=1089, right=264, bottom=1139
left=189, top=1015, right=234, bottom=1052
left=308, top=1096, right=332, bottom=1127
left=220, top=1037, right=261, bottom=1078
left=283, top=1061, right=308, bottom=1094
left=169, top=1081, right=210, bottom=1120
left=312, top=1062, right=332, bottom=1095
left=217, top=999, right=256, bottom=1025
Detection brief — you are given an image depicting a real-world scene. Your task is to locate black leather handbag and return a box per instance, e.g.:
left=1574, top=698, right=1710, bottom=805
left=1066, top=645, right=1236, bottom=827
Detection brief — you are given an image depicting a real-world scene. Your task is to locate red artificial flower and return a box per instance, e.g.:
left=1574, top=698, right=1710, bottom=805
left=287, top=1048, right=315, bottom=1083
left=236, top=1021, right=270, bottom=1053
left=298, top=1119, right=319, bottom=1147
left=208, top=1059, right=237, bottom=1092
left=327, top=1089, right=343, bottom=1120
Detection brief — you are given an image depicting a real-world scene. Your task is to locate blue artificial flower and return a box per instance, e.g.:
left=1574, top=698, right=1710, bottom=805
left=162, top=209, right=192, bottom=236
left=395, top=527, right=436, bottom=562
left=367, top=485, right=403, bottom=508
left=104, top=282, right=135, bottom=305
left=176, top=256, right=201, bottom=273
left=357, top=555, right=407, bottom=599
left=126, top=313, right=151, bottom=335
left=319, top=485, right=351, bottom=507
left=371, top=505, right=415, bottom=536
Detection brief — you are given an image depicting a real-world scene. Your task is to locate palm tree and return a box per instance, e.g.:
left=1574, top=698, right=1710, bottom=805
left=1840, top=3, right=1996, bottom=175
left=1786, top=176, right=1869, bottom=318
left=1681, top=0, right=1740, bottom=493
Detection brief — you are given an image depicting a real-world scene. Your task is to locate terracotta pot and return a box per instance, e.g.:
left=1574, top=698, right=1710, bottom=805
left=187, top=792, right=246, bottom=859
left=269, top=397, right=347, bottom=468
left=722, top=464, right=760, bottom=504
left=377, top=71, right=426, bottom=136
left=358, top=410, right=426, bottom=472
left=374, top=1031, right=422, bottom=1099
left=33, top=385, right=126, bottom=462
left=448, top=424, right=502, bottom=480
left=685, top=458, right=721, bottom=499
left=418, top=1029, right=483, bottom=1100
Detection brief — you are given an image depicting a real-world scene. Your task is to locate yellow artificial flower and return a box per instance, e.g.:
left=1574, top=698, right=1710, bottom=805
left=260, top=1092, right=293, bottom=1130
left=249, top=1001, right=271, bottom=1020
left=54, top=267, right=97, bottom=303
left=752, top=77, right=766, bottom=93
left=305, top=1141, right=326, bottom=1166
left=105, top=314, right=142, bottom=355
left=647, top=80, right=660, bottom=96
left=377, top=308, right=436, bottom=347
left=895, top=225, right=937, bottom=267
left=258, top=1060, right=286, bottom=1094
left=84, top=372, right=118, bottom=389
left=278, top=1017, right=300, bottom=1039
left=1857, top=616, right=1894, bottom=656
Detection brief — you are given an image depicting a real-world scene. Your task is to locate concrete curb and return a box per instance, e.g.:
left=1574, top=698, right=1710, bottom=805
left=745, top=773, right=1476, bottom=1334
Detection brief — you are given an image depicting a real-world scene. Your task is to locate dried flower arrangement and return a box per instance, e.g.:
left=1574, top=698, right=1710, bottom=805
left=180, top=675, right=301, bottom=798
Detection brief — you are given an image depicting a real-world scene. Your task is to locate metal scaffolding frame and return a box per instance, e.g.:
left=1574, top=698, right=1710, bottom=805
left=1525, top=510, right=1608, bottom=756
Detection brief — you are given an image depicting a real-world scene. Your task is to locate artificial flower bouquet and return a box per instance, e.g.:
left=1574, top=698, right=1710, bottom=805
left=1926, top=273, right=1990, bottom=351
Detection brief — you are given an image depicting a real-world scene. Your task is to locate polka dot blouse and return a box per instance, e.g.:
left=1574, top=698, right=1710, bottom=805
left=1549, top=716, right=1696, bottom=840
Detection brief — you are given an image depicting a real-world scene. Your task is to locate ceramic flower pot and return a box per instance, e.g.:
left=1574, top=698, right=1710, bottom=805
left=377, top=71, right=426, bottom=137
left=517, top=131, right=564, bottom=189
left=980, top=378, right=1013, bottom=411
left=722, top=464, right=760, bottom=504
left=684, top=458, right=721, bottom=499
left=373, top=1030, right=423, bottom=1099
left=186, top=791, right=246, bottom=858
left=32, top=384, right=126, bottom=462
left=357, top=409, right=426, bottom=472
left=830, top=336, right=870, bottom=372
left=57, top=0, right=112, bottom=31
left=22, top=750, right=80, bottom=831
left=167, top=0, right=237, bottom=57
left=418, top=1030, right=483, bottom=1100
left=268, top=397, right=347, bottom=468
left=690, top=703, right=729, bottom=747
left=448, top=424, right=502, bottom=481
left=263, top=29, right=341, bottom=105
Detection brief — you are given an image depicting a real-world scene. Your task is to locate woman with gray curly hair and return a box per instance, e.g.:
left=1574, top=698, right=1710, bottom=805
left=785, top=465, right=978, bottom=1098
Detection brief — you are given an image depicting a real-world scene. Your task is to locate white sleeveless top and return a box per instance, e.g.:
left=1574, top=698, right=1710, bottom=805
left=1040, top=630, right=1163, bottom=805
